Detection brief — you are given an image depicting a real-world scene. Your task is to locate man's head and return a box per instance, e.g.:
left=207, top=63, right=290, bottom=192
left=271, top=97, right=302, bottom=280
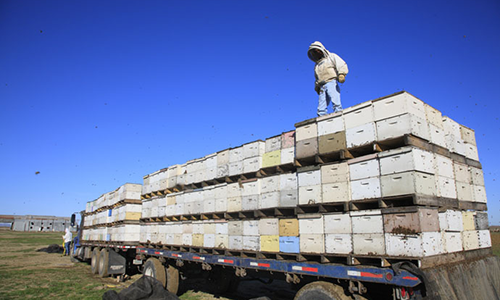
left=307, top=42, right=326, bottom=62
left=310, top=49, right=324, bottom=61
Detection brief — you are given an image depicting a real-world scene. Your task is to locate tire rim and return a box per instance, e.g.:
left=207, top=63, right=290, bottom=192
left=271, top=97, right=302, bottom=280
left=144, top=266, right=154, bottom=278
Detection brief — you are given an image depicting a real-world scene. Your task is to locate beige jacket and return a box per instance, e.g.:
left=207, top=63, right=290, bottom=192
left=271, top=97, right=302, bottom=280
left=307, top=41, right=349, bottom=92
left=63, top=228, right=72, bottom=243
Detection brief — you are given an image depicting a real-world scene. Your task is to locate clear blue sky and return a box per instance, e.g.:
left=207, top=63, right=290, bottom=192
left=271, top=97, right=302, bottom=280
left=1, top=0, right=499, bottom=224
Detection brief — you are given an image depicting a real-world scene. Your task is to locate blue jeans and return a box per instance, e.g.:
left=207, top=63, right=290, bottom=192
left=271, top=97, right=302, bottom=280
left=65, top=242, right=71, bottom=255
left=317, top=80, right=342, bottom=116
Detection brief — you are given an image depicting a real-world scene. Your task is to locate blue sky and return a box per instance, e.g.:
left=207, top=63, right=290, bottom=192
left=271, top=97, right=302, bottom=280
left=1, top=0, right=499, bottom=224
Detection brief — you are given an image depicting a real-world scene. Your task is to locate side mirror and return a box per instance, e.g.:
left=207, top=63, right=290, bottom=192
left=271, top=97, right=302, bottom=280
left=71, top=214, right=76, bottom=227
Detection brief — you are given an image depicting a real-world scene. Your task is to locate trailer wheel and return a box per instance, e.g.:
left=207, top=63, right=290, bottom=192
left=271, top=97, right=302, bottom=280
left=98, top=248, right=109, bottom=277
left=70, top=242, right=79, bottom=262
left=166, top=265, right=180, bottom=295
left=84, top=247, right=92, bottom=261
left=294, top=281, right=352, bottom=300
left=91, top=248, right=100, bottom=274
left=143, top=258, right=166, bottom=287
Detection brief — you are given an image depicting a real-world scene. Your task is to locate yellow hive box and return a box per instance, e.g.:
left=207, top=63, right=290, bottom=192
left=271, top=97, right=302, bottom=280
left=262, top=150, right=281, bottom=168
left=167, top=195, right=176, bottom=206
left=192, top=234, right=204, bottom=247
left=462, top=211, right=475, bottom=231
left=125, top=212, right=141, bottom=220
left=260, top=235, right=279, bottom=252
left=279, top=219, right=299, bottom=236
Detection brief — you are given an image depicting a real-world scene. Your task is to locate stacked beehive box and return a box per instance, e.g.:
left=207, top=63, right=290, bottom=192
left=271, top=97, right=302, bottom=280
left=82, top=183, right=142, bottom=243
left=139, top=91, right=490, bottom=263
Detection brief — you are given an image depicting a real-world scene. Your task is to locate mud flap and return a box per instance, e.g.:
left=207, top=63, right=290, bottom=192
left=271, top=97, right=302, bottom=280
left=107, top=249, right=126, bottom=275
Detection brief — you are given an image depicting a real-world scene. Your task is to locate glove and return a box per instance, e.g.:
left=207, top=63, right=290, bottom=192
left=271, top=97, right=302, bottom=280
left=338, top=74, right=346, bottom=83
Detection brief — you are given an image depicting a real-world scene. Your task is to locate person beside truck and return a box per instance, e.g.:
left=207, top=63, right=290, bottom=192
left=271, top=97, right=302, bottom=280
left=62, top=228, right=72, bottom=256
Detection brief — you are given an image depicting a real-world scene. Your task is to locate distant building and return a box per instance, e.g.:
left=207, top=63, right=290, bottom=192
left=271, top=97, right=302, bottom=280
left=0, top=215, right=71, bottom=232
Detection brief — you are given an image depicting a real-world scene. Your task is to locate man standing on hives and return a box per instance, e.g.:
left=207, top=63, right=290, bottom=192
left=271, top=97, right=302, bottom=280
left=307, top=41, right=349, bottom=116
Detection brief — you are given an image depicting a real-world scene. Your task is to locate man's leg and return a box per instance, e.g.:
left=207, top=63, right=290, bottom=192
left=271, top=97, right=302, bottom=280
left=325, top=81, right=342, bottom=112
left=317, top=84, right=331, bottom=116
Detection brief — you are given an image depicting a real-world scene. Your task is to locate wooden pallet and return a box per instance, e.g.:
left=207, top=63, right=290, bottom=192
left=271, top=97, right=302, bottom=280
left=295, top=134, right=482, bottom=170
left=296, top=202, right=348, bottom=214
left=458, top=201, right=487, bottom=211
left=349, top=194, right=461, bottom=211
left=155, top=207, right=298, bottom=222
left=137, top=194, right=487, bottom=225
left=86, top=199, right=141, bottom=212
left=315, top=149, right=354, bottom=165
left=257, top=163, right=295, bottom=178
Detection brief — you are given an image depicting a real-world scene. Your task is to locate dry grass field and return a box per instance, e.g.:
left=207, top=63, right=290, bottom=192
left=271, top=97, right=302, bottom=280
left=0, top=228, right=289, bottom=300
left=0, top=228, right=499, bottom=300
left=0, top=228, right=133, bottom=299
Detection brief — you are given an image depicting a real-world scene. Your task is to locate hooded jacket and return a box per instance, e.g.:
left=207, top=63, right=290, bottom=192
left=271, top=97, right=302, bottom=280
left=307, top=41, right=349, bottom=92
left=63, top=228, right=72, bottom=243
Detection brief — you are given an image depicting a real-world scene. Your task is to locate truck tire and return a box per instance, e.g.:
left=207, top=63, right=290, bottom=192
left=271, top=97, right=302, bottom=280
left=71, top=242, right=82, bottom=263
left=166, top=265, right=180, bottom=295
left=143, top=258, right=167, bottom=287
left=98, top=248, right=109, bottom=277
left=70, top=242, right=78, bottom=262
left=294, top=281, right=352, bottom=300
left=84, top=247, right=92, bottom=261
left=91, top=248, right=100, bottom=274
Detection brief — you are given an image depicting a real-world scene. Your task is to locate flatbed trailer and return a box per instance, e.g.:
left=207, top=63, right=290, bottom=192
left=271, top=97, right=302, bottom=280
left=135, top=246, right=425, bottom=299
left=72, top=212, right=425, bottom=299
left=72, top=223, right=500, bottom=300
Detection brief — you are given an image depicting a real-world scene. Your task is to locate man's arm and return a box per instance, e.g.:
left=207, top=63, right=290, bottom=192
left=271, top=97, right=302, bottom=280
left=330, top=53, right=348, bottom=83
left=332, top=53, right=348, bottom=75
